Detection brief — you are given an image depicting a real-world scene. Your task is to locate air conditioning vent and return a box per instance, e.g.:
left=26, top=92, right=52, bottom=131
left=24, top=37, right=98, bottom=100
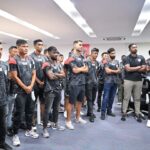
left=103, top=36, right=126, bottom=41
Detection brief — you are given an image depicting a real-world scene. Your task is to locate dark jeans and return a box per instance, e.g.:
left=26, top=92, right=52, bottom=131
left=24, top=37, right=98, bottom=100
left=0, top=105, right=7, bottom=145
left=101, top=83, right=117, bottom=113
left=86, top=83, right=97, bottom=115
left=13, top=93, right=34, bottom=134
left=43, top=91, right=61, bottom=128
left=97, top=82, right=104, bottom=109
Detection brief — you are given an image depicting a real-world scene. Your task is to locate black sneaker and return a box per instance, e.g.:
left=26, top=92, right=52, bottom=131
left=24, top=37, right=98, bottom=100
left=89, top=116, right=95, bottom=123
left=7, top=127, right=13, bottom=137
left=101, top=113, right=105, bottom=120
left=121, top=114, right=126, bottom=121
left=87, top=113, right=96, bottom=118
left=135, top=114, right=142, bottom=123
left=0, top=143, right=13, bottom=150
left=107, top=111, right=116, bottom=117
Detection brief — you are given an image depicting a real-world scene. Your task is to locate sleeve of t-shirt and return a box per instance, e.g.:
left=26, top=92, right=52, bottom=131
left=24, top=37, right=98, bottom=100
left=140, top=56, right=146, bottom=65
left=70, top=60, right=77, bottom=69
left=8, top=57, right=17, bottom=71
left=124, top=56, right=130, bottom=66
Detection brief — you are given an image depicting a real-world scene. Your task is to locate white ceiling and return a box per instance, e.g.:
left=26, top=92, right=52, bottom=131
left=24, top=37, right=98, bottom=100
left=0, top=0, right=149, bottom=47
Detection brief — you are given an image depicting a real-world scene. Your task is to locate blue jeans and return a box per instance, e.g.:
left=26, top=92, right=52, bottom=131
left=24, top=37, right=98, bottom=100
left=101, top=83, right=117, bottom=113
left=6, top=94, right=16, bottom=128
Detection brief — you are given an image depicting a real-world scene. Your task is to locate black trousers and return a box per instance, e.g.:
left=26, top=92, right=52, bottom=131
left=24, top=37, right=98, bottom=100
left=13, top=93, right=34, bottom=134
left=97, top=82, right=104, bottom=109
left=0, top=105, right=7, bottom=145
left=43, top=91, right=61, bottom=128
left=86, top=83, right=97, bottom=115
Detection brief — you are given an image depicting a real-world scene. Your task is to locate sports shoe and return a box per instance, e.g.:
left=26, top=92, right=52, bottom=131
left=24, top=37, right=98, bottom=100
left=101, top=113, right=105, bottom=120
left=64, top=111, right=67, bottom=118
left=76, top=117, right=87, bottom=124
left=135, top=114, right=142, bottom=123
left=52, top=123, right=65, bottom=131
left=65, top=121, right=74, bottom=130
left=121, top=114, right=126, bottom=121
left=12, top=135, right=20, bottom=146
left=25, top=130, right=39, bottom=138
left=43, top=128, right=49, bottom=138
left=32, top=126, right=37, bottom=132
left=146, top=120, right=150, bottom=128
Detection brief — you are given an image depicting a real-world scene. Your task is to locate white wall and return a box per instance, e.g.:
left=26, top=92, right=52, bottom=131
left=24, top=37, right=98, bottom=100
left=1, top=42, right=150, bottom=61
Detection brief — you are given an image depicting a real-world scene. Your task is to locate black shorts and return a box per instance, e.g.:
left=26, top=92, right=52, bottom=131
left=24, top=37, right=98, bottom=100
left=69, top=84, right=85, bottom=104
left=34, top=87, right=45, bottom=104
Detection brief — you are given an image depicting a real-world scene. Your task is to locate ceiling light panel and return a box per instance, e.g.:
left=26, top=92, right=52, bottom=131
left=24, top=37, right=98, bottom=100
left=53, top=0, right=97, bottom=38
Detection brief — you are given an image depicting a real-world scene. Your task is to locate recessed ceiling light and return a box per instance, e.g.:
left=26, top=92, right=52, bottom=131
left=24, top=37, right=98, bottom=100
left=0, top=9, right=60, bottom=39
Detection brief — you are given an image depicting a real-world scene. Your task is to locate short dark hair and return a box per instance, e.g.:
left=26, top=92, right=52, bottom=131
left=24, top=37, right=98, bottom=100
left=128, top=43, right=136, bottom=49
left=0, top=42, right=2, bottom=44
left=101, top=52, right=108, bottom=57
left=73, top=40, right=82, bottom=45
left=91, top=48, right=99, bottom=53
left=107, top=48, right=115, bottom=54
left=44, top=49, right=48, bottom=54
left=16, top=39, right=27, bottom=46
left=59, top=54, right=63, bottom=57
left=9, top=46, right=17, bottom=52
left=47, top=46, right=58, bottom=53
left=33, top=39, right=43, bottom=45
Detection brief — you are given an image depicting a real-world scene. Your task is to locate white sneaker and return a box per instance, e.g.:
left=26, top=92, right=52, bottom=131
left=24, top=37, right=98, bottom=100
left=52, top=123, right=65, bottom=131
left=80, top=111, right=84, bottom=115
left=12, top=135, right=20, bottom=146
left=147, top=120, right=150, bottom=128
left=64, top=111, right=67, bottom=118
left=32, top=126, right=37, bottom=132
left=25, top=130, right=39, bottom=138
left=76, top=117, right=87, bottom=124
left=47, top=121, right=52, bottom=128
left=43, top=128, right=49, bottom=138
left=65, top=121, right=74, bottom=130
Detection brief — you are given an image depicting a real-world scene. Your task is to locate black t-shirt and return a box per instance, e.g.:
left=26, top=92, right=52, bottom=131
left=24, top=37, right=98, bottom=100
left=86, top=58, right=99, bottom=85
left=9, top=55, right=35, bottom=93
left=30, top=52, right=46, bottom=82
left=43, top=61, right=63, bottom=93
left=70, top=55, right=87, bottom=86
left=124, top=54, right=146, bottom=81
left=104, top=59, right=120, bottom=83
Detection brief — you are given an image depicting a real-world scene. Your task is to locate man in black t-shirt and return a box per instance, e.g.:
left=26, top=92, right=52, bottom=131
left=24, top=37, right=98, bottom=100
left=30, top=39, right=46, bottom=128
left=42, top=46, right=65, bottom=138
left=121, top=43, right=146, bottom=122
left=66, top=40, right=88, bottom=130
left=86, top=48, right=99, bottom=122
left=9, top=39, right=39, bottom=147
left=0, top=43, right=12, bottom=150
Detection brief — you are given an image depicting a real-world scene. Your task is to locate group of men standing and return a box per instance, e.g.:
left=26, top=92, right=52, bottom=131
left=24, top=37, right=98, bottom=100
left=0, top=39, right=149, bottom=150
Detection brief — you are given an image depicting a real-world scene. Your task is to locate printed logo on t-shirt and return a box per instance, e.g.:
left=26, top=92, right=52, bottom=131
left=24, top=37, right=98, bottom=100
left=138, top=58, right=141, bottom=62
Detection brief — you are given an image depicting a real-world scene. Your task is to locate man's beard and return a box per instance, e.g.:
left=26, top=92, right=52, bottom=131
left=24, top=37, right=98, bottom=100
left=110, top=56, right=115, bottom=59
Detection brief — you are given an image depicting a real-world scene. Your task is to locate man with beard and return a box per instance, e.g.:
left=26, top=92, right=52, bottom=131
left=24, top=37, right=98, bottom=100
left=86, top=48, right=99, bottom=122
left=30, top=39, right=46, bottom=129
left=42, top=46, right=65, bottom=138
left=101, top=48, right=120, bottom=120
left=121, top=43, right=146, bottom=122
left=0, top=43, right=12, bottom=150
left=66, top=40, right=88, bottom=130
